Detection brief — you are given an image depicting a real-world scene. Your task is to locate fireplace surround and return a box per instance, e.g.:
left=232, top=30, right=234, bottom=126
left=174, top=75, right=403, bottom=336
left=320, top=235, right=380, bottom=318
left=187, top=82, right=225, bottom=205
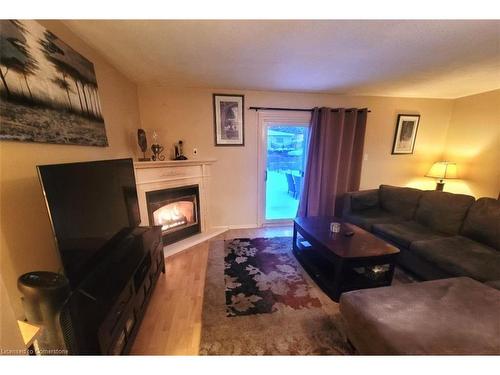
left=146, top=184, right=201, bottom=245
left=133, top=159, right=216, bottom=256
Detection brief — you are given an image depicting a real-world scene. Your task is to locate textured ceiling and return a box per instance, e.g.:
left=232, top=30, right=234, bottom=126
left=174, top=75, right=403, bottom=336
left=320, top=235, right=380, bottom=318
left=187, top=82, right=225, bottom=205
left=63, top=20, right=500, bottom=98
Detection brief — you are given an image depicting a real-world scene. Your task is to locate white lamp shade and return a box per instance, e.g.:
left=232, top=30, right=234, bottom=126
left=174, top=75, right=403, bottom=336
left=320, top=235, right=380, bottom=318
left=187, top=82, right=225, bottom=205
left=425, top=162, right=458, bottom=179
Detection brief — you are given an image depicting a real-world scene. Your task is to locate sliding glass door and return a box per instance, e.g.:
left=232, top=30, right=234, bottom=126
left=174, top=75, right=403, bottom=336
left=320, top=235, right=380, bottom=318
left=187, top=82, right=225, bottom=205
left=262, top=123, right=309, bottom=223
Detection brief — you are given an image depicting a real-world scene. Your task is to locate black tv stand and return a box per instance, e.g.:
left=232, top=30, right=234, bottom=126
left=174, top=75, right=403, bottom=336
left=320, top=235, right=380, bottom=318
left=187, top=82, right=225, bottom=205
left=60, top=226, right=165, bottom=354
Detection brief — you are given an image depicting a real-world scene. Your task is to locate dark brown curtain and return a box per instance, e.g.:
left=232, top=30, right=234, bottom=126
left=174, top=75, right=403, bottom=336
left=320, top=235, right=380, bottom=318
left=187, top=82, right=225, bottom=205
left=297, top=107, right=368, bottom=218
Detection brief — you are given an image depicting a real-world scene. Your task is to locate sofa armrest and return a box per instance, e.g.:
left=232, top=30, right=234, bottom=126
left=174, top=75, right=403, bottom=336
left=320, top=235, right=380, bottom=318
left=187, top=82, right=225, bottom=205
left=343, top=189, right=380, bottom=217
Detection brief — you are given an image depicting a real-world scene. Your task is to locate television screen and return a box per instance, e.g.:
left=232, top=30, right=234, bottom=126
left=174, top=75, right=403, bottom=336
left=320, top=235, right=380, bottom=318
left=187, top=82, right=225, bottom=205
left=37, top=158, right=140, bottom=287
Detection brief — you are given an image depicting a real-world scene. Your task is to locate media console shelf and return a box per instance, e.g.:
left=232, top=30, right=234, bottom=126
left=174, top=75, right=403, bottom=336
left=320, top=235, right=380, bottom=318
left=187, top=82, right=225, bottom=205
left=60, top=226, right=165, bottom=354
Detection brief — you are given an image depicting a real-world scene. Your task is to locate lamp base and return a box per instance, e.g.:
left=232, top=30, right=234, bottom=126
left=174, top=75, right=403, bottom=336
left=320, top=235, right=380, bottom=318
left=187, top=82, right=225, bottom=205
left=435, top=182, right=445, bottom=191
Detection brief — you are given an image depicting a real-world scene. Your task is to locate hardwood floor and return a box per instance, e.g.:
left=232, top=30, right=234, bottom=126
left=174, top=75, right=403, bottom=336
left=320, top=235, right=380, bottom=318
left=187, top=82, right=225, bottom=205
left=130, top=226, right=292, bottom=355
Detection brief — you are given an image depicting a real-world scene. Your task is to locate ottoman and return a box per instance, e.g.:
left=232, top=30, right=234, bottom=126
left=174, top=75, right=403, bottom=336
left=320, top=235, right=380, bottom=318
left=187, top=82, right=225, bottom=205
left=339, top=277, right=500, bottom=354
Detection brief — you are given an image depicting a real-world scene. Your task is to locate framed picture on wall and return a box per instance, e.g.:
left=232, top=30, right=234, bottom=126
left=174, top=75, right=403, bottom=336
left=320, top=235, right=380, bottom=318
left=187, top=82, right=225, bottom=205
left=391, top=114, right=420, bottom=154
left=213, top=94, right=245, bottom=146
left=0, top=20, right=108, bottom=147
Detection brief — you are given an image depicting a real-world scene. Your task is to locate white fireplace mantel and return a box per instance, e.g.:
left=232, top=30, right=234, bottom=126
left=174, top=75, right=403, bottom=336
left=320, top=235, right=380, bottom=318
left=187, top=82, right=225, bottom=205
left=134, top=158, right=217, bottom=169
left=134, top=158, right=222, bottom=257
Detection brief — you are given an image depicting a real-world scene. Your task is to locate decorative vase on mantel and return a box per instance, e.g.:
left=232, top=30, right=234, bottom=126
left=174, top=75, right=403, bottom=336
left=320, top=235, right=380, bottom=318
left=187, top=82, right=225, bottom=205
left=137, top=129, right=151, bottom=161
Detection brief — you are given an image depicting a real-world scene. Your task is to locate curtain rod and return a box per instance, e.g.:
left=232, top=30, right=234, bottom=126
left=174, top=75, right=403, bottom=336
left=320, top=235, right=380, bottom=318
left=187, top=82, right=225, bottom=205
left=249, top=106, right=371, bottom=113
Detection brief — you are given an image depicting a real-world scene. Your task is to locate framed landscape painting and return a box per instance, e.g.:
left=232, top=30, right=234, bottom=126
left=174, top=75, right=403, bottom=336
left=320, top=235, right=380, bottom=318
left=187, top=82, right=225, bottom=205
left=391, top=114, right=420, bottom=154
left=213, top=94, right=244, bottom=146
left=0, top=20, right=108, bottom=146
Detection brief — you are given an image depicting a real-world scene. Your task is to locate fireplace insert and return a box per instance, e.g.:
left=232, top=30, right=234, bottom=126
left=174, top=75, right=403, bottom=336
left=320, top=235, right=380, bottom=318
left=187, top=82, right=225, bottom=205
left=146, top=184, right=201, bottom=245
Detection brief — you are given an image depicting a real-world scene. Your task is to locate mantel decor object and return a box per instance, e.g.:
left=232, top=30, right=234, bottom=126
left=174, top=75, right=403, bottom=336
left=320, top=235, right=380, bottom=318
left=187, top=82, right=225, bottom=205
left=174, top=140, right=188, bottom=160
left=425, top=161, right=458, bottom=191
left=137, top=129, right=150, bottom=161
left=150, top=131, right=165, bottom=161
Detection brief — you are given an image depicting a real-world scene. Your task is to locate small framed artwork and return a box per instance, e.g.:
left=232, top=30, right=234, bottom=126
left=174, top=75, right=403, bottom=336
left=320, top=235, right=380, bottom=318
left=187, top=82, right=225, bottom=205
left=213, top=94, right=245, bottom=146
left=391, top=114, right=420, bottom=154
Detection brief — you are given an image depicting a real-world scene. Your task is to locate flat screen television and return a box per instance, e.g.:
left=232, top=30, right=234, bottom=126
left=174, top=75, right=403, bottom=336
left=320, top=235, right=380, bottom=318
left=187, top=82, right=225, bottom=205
left=37, top=158, right=140, bottom=288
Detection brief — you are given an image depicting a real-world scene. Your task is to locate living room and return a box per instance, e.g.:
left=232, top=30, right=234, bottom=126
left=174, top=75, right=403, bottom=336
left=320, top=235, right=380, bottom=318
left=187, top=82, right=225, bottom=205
left=1, top=1, right=499, bottom=372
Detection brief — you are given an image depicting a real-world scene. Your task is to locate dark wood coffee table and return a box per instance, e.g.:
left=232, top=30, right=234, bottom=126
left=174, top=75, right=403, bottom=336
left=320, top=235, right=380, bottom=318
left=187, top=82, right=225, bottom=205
left=293, top=216, right=400, bottom=302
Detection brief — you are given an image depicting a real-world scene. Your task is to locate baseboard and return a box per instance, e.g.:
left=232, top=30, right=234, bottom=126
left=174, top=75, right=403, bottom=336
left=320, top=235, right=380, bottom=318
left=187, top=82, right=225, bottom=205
left=212, top=224, right=260, bottom=230
left=227, top=224, right=260, bottom=229
left=262, top=220, right=294, bottom=227
left=211, top=225, right=229, bottom=231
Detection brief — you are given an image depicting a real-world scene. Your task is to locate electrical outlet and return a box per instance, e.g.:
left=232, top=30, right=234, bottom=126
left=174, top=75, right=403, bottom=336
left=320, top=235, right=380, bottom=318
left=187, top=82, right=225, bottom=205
left=363, top=153, right=368, bottom=161
left=193, top=148, right=198, bottom=155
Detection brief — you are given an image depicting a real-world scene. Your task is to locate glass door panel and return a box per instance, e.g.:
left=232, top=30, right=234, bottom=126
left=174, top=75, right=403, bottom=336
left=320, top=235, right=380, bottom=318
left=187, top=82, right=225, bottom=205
left=265, top=125, right=309, bottom=221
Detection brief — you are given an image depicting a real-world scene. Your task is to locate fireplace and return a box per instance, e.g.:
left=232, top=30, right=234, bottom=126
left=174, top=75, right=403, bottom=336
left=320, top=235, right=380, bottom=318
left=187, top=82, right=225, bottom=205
left=146, top=184, right=201, bottom=245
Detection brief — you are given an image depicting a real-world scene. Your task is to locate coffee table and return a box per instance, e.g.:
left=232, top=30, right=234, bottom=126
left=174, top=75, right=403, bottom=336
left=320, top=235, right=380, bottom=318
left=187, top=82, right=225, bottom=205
left=293, top=216, right=400, bottom=302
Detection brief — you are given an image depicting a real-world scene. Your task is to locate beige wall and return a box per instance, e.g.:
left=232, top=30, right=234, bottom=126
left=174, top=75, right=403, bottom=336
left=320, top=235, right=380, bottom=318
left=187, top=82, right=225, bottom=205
left=0, top=20, right=141, bottom=322
left=442, top=89, right=500, bottom=198
left=137, top=87, right=454, bottom=227
left=0, top=277, right=24, bottom=353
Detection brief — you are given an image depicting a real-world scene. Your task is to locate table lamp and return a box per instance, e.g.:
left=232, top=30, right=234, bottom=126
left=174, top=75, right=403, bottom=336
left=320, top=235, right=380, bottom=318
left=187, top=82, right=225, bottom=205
left=425, top=161, right=458, bottom=191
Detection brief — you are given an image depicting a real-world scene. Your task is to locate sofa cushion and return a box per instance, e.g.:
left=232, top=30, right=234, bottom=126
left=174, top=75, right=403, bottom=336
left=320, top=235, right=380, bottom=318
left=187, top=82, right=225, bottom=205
left=339, top=277, right=500, bottom=354
left=372, top=221, right=447, bottom=248
left=461, top=197, right=500, bottom=250
left=410, top=236, right=500, bottom=282
left=379, top=185, right=423, bottom=220
left=415, top=190, right=475, bottom=235
left=343, top=208, right=401, bottom=231
left=349, top=189, right=379, bottom=211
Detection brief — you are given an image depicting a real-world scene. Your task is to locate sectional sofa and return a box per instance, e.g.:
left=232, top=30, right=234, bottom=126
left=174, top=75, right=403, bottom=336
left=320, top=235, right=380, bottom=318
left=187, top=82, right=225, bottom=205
left=339, top=277, right=500, bottom=354
left=342, top=185, right=500, bottom=289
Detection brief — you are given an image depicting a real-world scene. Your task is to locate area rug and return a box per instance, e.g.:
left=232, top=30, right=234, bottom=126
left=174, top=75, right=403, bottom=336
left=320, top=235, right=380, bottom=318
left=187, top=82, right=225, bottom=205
left=224, top=237, right=322, bottom=317
left=199, top=237, right=354, bottom=355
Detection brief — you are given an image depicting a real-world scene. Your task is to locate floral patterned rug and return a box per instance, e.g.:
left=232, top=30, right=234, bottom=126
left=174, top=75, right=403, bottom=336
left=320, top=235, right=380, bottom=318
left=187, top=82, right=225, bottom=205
left=224, top=237, right=322, bottom=317
left=199, top=235, right=416, bottom=355
left=199, top=237, right=353, bottom=355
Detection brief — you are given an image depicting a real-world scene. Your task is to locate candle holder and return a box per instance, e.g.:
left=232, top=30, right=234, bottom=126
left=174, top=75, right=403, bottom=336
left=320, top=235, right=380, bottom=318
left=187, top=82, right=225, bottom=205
left=151, top=143, right=165, bottom=161
left=330, top=222, right=341, bottom=233
left=150, top=130, right=165, bottom=161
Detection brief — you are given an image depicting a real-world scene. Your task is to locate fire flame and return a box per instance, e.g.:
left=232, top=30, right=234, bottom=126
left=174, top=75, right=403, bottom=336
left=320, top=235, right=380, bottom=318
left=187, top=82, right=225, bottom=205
left=154, top=201, right=194, bottom=231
